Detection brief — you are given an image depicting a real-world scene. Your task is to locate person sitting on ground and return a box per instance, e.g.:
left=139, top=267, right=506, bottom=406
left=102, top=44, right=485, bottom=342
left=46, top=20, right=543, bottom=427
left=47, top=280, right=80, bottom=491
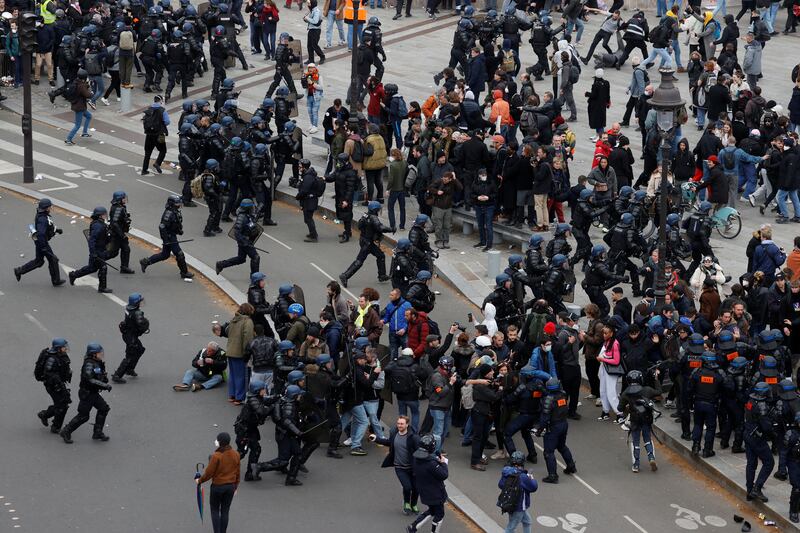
left=174, top=341, right=228, bottom=392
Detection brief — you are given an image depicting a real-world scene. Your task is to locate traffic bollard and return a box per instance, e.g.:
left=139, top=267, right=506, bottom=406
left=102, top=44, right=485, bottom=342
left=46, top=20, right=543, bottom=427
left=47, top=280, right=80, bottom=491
left=120, top=86, right=132, bottom=112
left=487, top=249, right=501, bottom=280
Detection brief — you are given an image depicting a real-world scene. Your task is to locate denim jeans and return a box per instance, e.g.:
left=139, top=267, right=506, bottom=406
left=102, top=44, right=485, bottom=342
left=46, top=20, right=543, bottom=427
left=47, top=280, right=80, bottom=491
left=643, top=47, right=672, bottom=69
left=90, top=75, right=105, bottom=103
left=182, top=368, right=224, bottom=389
left=67, top=110, right=92, bottom=141
left=431, top=408, right=451, bottom=453
left=777, top=189, right=800, bottom=218
left=263, top=25, right=277, bottom=57
left=697, top=108, right=707, bottom=127
left=364, top=399, right=385, bottom=438
left=388, top=331, right=407, bottom=359
left=767, top=2, right=780, bottom=32
left=462, top=412, right=473, bottom=444
left=565, top=18, right=584, bottom=42
left=475, top=204, right=495, bottom=246
left=398, top=399, right=420, bottom=431
left=387, top=190, right=406, bottom=229
left=308, top=89, right=323, bottom=127
left=341, top=403, right=369, bottom=448
left=347, top=23, right=364, bottom=49
left=505, top=510, right=533, bottom=533
left=250, top=21, right=263, bottom=51
left=326, top=13, right=345, bottom=45
left=740, top=163, right=757, bottom=197
left=227, top=357, right=247, bottom=401
left=671, top=38, right=682, bottom=68
left=712, top=0, right=727, bottom=16
left=250, top=370, right=274, bottom=393
left=390, top=120, right=402, bottom=150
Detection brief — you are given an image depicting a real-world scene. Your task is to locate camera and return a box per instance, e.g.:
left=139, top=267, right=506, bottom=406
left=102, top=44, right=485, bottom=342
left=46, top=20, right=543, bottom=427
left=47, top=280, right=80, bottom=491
left=453, top=322, right=466, bottom=332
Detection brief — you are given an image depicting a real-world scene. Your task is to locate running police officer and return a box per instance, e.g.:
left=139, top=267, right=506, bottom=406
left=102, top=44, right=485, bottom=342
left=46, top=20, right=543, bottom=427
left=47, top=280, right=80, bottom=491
left=60, top=343, right=112, bottom=444
left=535, top=377, right=577, bottom=483
left=14, top=198, right=65, bottom=286
left=112, top=293, right=150, bottom=383
left=339, top=201, right=391, bottom=287
left=36, top=338, right=72, bottom=434
left=140, top=195, right=195, bottom=279
left=108, top=191, right=135, bottom=274
left=216, top=198, right=261, bottom=275
left=69, top=206, right=113, bottom=293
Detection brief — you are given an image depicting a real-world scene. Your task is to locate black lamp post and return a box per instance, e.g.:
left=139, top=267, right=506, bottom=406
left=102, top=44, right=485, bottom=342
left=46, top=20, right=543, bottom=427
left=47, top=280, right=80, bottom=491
left=348, top=0, right=361, bottom=132
left=647, top=68, right=684, bottom=306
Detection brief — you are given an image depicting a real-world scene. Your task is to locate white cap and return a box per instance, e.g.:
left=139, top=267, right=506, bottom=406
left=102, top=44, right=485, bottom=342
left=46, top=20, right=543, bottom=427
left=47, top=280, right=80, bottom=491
left=465, top=90, right=474, bottom=100
left=401, top=348, right=414, bottom=356
left=595, top=68, right=604, bottom=78
left=475, top=336, right=492, bottom=348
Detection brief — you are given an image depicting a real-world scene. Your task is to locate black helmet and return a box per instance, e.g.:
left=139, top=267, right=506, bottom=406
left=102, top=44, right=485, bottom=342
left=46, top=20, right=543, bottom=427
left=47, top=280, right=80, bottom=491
left=438, top=355, right=454, bottom=371
left=545, top=377, right=561, bottom=391
left=418, top=434, right=436, bottom=453
left=626, top=370, right=643, bottom=385
left=509, top=450, right=526, bottom=466
left=91, top=206, right=108, bottom=218
left=166, top=194, right=183, bottom=208
left=38, top=198, right=53, bottom=210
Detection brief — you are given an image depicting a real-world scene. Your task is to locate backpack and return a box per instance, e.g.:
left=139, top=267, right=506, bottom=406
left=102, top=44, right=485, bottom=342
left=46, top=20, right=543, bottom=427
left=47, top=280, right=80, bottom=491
left=461, top=382, right=475, bottom=409
left=721, top=148, right=736, bottom=171
left=190, top=173, right=207, bottom=199
left=497, top=473, right=523, bottom=514
left=351, top=140, right=365, bottom=163
left=519, top=110, right=535, bottom=135
left=390, top=365, right=416, bottom=395
left=84, top=52, right=103, bottom=76
left=639, top=67, right=650, bottom=86
left=426, top=317, right=440, bottom=337
left=502, top=50, right=516, bottom=73
left=569, top=64, right=580, bottom=84
left=394, top=96, right=409, bottom=119
left=363, top=139, right=375, bottom=157
left=649, top=23, right=666, bottom=45
left=34, top=349, right=50, bottom=382
left=119, top=30, right=134, bottom=51
left=704, top=73, right=717, bottom=94
left=525, top=312, right=547, bottom=346
left=312, top=174, right=326, bottom=196
left=143, top=107, right=163, bottom=135
left=61, top=80, right=78, bottom=102
left=710, top=19, right=721, bottom=40
left=630, top=397, right=656, bottom=425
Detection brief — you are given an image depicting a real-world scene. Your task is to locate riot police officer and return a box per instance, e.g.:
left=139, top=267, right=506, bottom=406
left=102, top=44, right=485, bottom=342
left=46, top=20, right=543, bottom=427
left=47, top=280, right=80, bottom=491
left=296, top=159, right=322, bottom=243
left=433, top=18, right=474, bottom=84
left=326, top=152, right=359, bottom=243
left=535, top=377, right=577, bottom=483
left=504, top=254, right=536, bottom=313
left=14, top=198, right=65, bottom=286
left=720, top=356, right=749, bottom=453
left=209, top=25, right=236, bottom=97
left=405, top=270, right=435, bottom=313
left=112, top=292, right=150, bottom=383
left=235, top=379, right=278, bottom=481
left=525, top=234, right=548, bottom=284
left=201, top=159, right=224, bottom=237
left=255, top=384, right=308, bottom=486
left=583, top=244, right=626, bottom=317
left=618, top=369, right=660, bottom=473
left=69, top=206, right=113, bottom=293
left=250, top=143, right=276, bottom=226
left=60, top=343, right=112, bottom=444
left=744, top=382, right=776, bottom=502
left=220, top=136, right=247, bottom=221
left=273, top=120, right=301, bottom=185
left=165, top=29, right=192, bottom=102
left=177, top=122, right=201, bottom=206
left=541, top=254, right=571, bottom=315
left=677, top=333, right=705, bottom=440
left=483, top=273, right=518, bottom=331
left=545, top=223, right=572, bottom=263
left=663, top=212, right=687, bottom=272
left=570, top=190, right=602, bottom=271
left=683, top=201, right=714, bottom=279
left=784, top=412, right=800, bottom=522
left=607, top=212, right=646, bottom=296
left=248, top=272, right=274, bottom=336
left=362, top=17, right=386, bottom=80
left=216, top=198, right=261, bottom=275
left=688, top=351, right=729, bottom=457
left=36, top=338, right=72, bottom=434
left=140, top=195, right=194, bottom=279
left=391, top=239, right=418, bottom=294
left=108, top=191, right=135, bottom=274
left=339, top=201, right=391, bottom=287
left=214, top=77, right=238, bottom=114
left=408, top=214, right=436, bottom=273
left=504, top=365, right=548, bottom=463
left=529, top=12, right=563, bottom=78
left=273, top=287, right=297, bottom=339
left=305, top=353, right=348, bottom=458
left=266, top=32, right=301, bottom=98
left=476, top=9, right=501, bottom=50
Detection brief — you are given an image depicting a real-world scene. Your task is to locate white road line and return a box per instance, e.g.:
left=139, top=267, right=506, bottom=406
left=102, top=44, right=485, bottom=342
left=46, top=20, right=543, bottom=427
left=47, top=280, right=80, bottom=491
left=38, top=174, right=79, bottom=192
left=624, top=515, right=649, bottom=533
left=309, top=262, right=358, bottom=300
left=534, top=443, right=600, bottom=495
left=0, top=140, right=82, bottom=171
left=135, top=178, right=207, bottom=207
left=0, top=160, right=22, bottom=175
left=24, top=313, right=51, bottom=335
left=60, top=264, right=127, bottom=307
left=0, top=121, right=127, bottom=166
left=263, top=233, right=292, bottom=250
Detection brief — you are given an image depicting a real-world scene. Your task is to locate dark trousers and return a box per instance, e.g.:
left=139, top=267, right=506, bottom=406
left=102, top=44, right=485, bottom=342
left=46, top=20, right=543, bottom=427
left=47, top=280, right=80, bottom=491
left=72, top=256, right=108, bottom=289
left=103, top=70, right=121, bottom=99
left=266, top=65, right=298, bottom=97
left=222, top=181, right=240, bottom=218
left=562, top=365, right=581, bottom=415
left=274, top=159, right=299, bottom=185
left=63, top=390, right=109, bottom=437
left=143, top=134, right=166, bottom=172
left=585, top=285, right=610, bottom=317
left=584, top=30, right=614, bottom=60
left=303, top=207, right=318, bottom=238
left=387, top=191, right=406, bottom=230
left=395, top=467, right=419, bottom=506
left=744, top=434, right=775, bottom=491
left=206, top=198, right=222, bottom=232
left=165, top=63, right=189, bottom=99
left=17, top=242, right=61, bottom=283
left=43, top=386, right=71, bottom=430
left=211, top=61, right=226, bottom=95
left=108, top=236, right=131, bottom=268
left=307, top=28, right=325, bottom=63
left=543, top=420, right=574, bottom=477
left=365, top=169, right=384, bottom=200
left=470, top=410, right=492, bottom=465
left=410, top=503, right=445, bottom=530
left=209, top=483, right=236, bottom=533
left=396, top=0, right=412, bottom=15
left=342, top=239, right=387, bottom=279
left=692, top=401, right=717, bottom=451
left=219, top=243, right=260, bottom=273
left=619, top=39, right=648, bottom=67
left=115, top=337, right=145, bottom=377
left=622, top=95, right=638, bottom=124
left=719, top=399, right=744, bottom=447
left=475, top=205, right=495, bottom=247
left=504, top=413, right=537, bottom=456
left=145, top=241, right=182, bottom=266
left=586, top=356, right=600, bottom=397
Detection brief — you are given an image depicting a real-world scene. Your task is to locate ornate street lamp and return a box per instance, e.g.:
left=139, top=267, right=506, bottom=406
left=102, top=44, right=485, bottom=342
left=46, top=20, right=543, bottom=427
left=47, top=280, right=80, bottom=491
left=647, top=69, right=684, bottom=306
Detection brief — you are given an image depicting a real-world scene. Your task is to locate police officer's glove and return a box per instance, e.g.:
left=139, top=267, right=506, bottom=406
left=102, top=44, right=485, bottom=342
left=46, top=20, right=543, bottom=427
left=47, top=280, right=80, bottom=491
left=293, top=428, right=303, bottom=437
left=104, top=384, right=113, bottom=391
left=623, top=275, right=630, bottom=283
left=177, top=230, right=184, bottom=235
left=56, top=228, right=63, bottom=234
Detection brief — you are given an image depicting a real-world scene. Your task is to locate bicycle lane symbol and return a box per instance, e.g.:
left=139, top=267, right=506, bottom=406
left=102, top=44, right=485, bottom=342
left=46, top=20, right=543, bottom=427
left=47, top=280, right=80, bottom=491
left=536, top=513, right=589, bottom=533
left=671, top=504, right=728, bottom=530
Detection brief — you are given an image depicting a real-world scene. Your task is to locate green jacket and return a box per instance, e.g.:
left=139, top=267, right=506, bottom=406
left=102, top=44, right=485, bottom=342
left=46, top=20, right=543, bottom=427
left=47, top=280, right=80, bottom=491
left=386, top=160, right=407, bottom=192
left=225, top=313, right=254, bottom=358
left=5, top=32, right=20, bottom=57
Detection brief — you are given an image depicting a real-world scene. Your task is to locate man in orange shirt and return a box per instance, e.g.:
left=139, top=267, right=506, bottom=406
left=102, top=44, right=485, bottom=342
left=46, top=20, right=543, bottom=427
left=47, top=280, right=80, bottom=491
left=788, top=236, right=800, bottom=281
left=489, top=89, right=512, bottom=139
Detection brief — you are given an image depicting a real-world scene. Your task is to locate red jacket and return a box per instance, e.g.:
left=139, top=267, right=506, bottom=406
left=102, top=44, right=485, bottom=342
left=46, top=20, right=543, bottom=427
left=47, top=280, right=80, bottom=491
left=368, top=83, right=385, bottom=118
left=407, top=312, right=430, bottom=359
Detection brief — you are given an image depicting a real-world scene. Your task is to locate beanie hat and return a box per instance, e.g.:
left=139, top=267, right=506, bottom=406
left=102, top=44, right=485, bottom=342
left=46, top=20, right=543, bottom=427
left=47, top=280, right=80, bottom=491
left=543, top=322, right=557, bottom=336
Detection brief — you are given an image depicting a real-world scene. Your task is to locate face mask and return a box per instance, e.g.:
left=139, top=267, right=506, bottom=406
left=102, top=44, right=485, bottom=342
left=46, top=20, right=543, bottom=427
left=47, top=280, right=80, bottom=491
left=543, top=345, right=552, bottom=352
left=479, top=174, right=487, bottom=181
left=214, top=439, right=219, bottom=447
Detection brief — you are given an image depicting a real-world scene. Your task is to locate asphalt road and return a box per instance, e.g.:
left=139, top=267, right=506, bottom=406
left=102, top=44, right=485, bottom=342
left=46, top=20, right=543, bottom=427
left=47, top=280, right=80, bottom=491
left=0, top=111, right=776, bottom=532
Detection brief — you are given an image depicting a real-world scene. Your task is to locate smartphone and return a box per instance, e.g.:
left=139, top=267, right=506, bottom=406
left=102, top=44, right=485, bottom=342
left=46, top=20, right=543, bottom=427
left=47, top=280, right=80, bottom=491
left=467, top=312, right=474, bottom=323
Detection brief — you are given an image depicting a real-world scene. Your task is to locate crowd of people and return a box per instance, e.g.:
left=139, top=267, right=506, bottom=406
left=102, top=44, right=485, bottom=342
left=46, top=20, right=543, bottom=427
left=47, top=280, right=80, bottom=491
left=10, top=0, right=800, bottom=530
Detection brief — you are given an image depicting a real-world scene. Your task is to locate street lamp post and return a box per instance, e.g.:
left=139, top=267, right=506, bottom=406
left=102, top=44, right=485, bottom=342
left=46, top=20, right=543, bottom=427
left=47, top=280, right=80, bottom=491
left=647, top=69, right=685, bottom=307
left=348, top=0, right=361, bottom=130
left=20, top=12, right=39, bottom=185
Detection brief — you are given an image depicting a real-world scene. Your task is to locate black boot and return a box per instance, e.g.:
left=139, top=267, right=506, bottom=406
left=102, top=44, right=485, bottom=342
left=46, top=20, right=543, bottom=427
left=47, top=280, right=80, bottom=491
left=120, top=266, right=135, bottom=274
left=38, top=410, right=50, bottom=427
left=176, top=252, right=194, bottom=279
left=98, top=269, right=112, bottom=294
left=790, top=488, right=800, bottom=523
left=691, top=442, right=700, bottom=456
left=139, top=258, right=149, bottom=273
left=92, top=432, right=110, bottom=441
left=748, top=486, right=768, bottom=502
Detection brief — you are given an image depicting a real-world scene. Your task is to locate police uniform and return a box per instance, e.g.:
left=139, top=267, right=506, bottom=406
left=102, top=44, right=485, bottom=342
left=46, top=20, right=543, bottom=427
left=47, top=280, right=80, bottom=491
left=140, top=196, right=194, bottom=278
left=688, top=352, right=729, bottom=456
left=14, top=199, right=65, bottom=286
left=339, top=203, right=391, bottom=286
left=112, top=295, right=150, bottom=382
left=108, top=193, right=134, bottom=273
left=216, top=200, right=261, bottom=274
left=744, top=383, right=777, bottom=502
left=60, top=346, right=112, bottom=443
left=235, top=383, right=277, bottom=481
left=536, top=378, right=576, bottom=483
left=37, top=342, right=72, bottom=433
left=69, top=208, right=112, bottom=293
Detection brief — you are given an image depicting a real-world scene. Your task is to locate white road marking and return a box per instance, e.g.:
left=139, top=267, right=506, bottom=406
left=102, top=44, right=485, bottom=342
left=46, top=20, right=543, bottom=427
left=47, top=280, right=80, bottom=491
left=0, top=140, right=82, bottom=171
left=135, top=178, right=207, bottom=207
left=60, top=264, right=128, bottom=307
left=38, top=174, right=79, bottom=192
left=309, top=262, right=357, bottom=300
left=0, top=290, right=4, bottom=295
left=534, top=442, right=600, bottom=495
left=24, top=313, right=51, bottom=335
left=263, top=233, right=292, bottom=250
left=624, top=515, right=649, bottom=533
left=0, top=121, right=127, bottom=166
left=0, top=160, right=22, bottom=175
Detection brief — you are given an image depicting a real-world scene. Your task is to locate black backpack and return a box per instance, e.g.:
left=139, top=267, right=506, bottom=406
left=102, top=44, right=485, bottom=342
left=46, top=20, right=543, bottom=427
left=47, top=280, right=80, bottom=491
left=497, top=472, right=523, bottom=514
left=390, top=365, right=416, bottom=395
left=312, top=174, right=326, bottom=196
left=143, top=107, right=163, bottom=135
left=722, top=149, right=736, bottom=171
left=630, top=397, right=656, bottom=425
left=351, top=140, right=365, bottom=163
left=34, top=349, right=50, bottom=382
left=61, top=80, right=78, bottom=103
left=84, top=52, right=103, bottom=76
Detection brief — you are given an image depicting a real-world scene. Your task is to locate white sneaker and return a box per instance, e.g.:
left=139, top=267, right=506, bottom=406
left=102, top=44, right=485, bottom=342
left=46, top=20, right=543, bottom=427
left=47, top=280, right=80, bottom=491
left=490, top=450, right=508, bottom=460
left=116, top=97, right=121, bottom=102
left=308, top=126, right=319, bottom=134
left=343, top=437, right=352, bottom=446
left=748, top=194, right=756, bottom=208
left=324, top=43, right=331, bottom=49
left=595, top=398, right=602, bottom=407
left=100, top=97, right=110, bottom=106
left=338, top=40, right=346, bottom=46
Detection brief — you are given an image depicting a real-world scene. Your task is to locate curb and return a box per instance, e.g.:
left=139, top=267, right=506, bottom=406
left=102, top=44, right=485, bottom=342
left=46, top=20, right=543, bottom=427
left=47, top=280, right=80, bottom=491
left=1, top=179, right=503, bottom=533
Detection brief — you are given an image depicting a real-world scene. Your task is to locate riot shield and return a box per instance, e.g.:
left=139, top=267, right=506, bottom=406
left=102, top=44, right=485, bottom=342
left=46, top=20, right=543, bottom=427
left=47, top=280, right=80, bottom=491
left=298, top=395, right=330, bottom=444
left=292, top=284, right=306, bottom=311
left=563, top=269, right=577, bottom=304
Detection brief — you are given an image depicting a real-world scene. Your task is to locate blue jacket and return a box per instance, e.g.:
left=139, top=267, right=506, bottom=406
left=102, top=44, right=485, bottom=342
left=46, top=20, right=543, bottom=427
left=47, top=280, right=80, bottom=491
left=716, top=146, right=762, bottom=177
left=322, top=320, right=344, bottom=359
left=528, top=346, right=557, bottom=379
left=36, top=25, right=55, bottom=53
left=498, top=466, right=538, bottom=512
left=467, top=53, right=488, bottom=91
left=752, top=240, right=786, bottom=279
left=412, top=451, right=449, bottom=506
left=382, top=298, right=411, bottom=334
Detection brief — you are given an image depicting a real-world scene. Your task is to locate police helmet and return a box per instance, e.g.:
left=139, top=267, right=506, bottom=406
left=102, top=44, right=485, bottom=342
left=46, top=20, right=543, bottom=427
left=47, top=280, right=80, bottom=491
left=496, top=273, right=511, bottom=286
left=62, top=35, right=73, bottom=45
left=633, top=190, right=647, bottom=201
left=249, top=379, right=266, bottom=394
left=509, top=450, right=526, bottom=466
left=701, top=351, right=718, bottom=367
left=288, top=303, right=304, bottom=315
left=151, top=28, right=162, bottom=39
left=621, top=212, right=634, bottom=226
left=529, top=234, right=544, bottom=248
left=619, top=185, right=634, bottom=197
left=316, top=353, right=332, bottom=366
left=182, top=114, right=199, bottom=126
left=779, top=378, right=797, bottom=400
left=666, top=213, right=681, bottom=226
left=757, top=329, right=779, bottom=351
left=698, top=201, right=712, bottom=214
left=458, top=18, right=473, bottom=30
left=368, top=16, right=380, bottom=25
left=729, top=356, right=748, bottom=372
left=590, top=244, right=606, bottom=259
left=186, top=5, right=198, bottom=16
left=206, top=158, right=219, bottom=170
left=545, top=377, right=561, bottom=391
left=209, top=123, right=222, bottom=134
left=555, top=223, right=571, bottom=235
left=262, top=97, right=275, bottom=108
left=223, top=99, right=237, bottom=110
left=279, top=32, right=290, bottom=41
left=627, top=370, right=644, bottom=385
left=254, top=143, right=267, bottom=155
left=91, top=206, right=107, bottom=218
left=284, top=121, right=296, bottom=133
left=52, top=338, right=69, bottom=349
left=687, top=332, right=705, bottom=354
left=415, top=214, right=430, bottom=225
left=38, top=198, right=53, bottom=210
left=218, top=3, right=229, bottom=11
left=220, top=116, right=234, bottom=128
left=179, top=122, right=195, bottom=135
left=250, top=116, right=264, bottom=127
left=287, top=370, right=305, bottom=385
left=751, top=381, right=770, bottom=399
left=166, top=194, right=183, bottom=208
left=182, top=21, right=194, bottom=32
left=285, top=384, right=304, bottom=398
left=276, top=86, right=290, bottom=96
left=579, top=188, right=593, bottom=201
left=439, top=355, right=455, bottom=370
left=112, top=191, right=127, bottom=203
left=508, top=254, right=523, bottom=267
left=278, top=340, right=295, bottom=352
left=396, top=238, right=411, bottom=251
left=86, top=343, right=104, bottom=355
left=128, top=292, right=143, bottom=306
left=368, top=200, right=382, bottom=213
left=278, top=284, right=293, bottom=296
left=229, top=136, right=242, bottom=147
left=717, top=330, right=735, bottom=351
left=464, top=5, right=475, bottom=16
left=519, top=365, right=537, bottom=379
left=419, top=433, right=437, bottom=453
left=487, top=8, right=497, bottom=17
left=182, top=100, right=194, bottom=113
left=250, top=272, right=266, bottom=285
left=172, top=29, right=183, bottom=39
left=551, top=254, right=568, bottom=267
left=760, top=355, right=779, bottom=378
left=239, top=198, right=255, bottom=209
left=416, top=270, right=432, bottom=281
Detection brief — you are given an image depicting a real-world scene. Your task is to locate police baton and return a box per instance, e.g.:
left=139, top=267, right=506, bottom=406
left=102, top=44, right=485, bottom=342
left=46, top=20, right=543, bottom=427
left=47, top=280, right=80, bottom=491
left=162, top=239, right=195, bottom=245
left=254, top=246, right=271, bottom=254
left=95, top=257, right=120, bottom=272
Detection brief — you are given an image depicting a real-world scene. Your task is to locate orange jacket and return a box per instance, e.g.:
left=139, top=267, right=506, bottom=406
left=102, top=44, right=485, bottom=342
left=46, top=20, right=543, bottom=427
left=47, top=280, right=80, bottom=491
left=344, top=0, right=367, bottom=23
left=489, top=97, right=512, bottom=127
left=421, top=94, right=438, bottom=119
